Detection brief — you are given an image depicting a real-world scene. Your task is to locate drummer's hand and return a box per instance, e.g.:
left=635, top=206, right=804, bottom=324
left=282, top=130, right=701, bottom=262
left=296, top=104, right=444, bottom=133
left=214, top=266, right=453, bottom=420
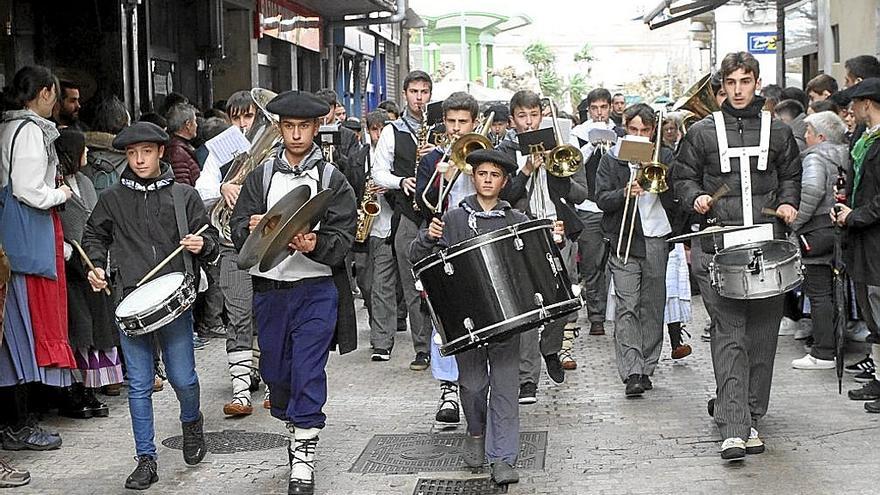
left=180, top=234, right=204, bottom=254
left=87, top=267, right=108, bottom=292
left=427, top=217, right=444, bottom=241
left=289, top=232, right=317, bottom=253
left=776, top=204, right=798, bottom=225
left=220, top=183, right=241, bottom=208
left=401, top=177, right=417, bottom=195
left=553, top=220, right=565, bottom=241
left=832, top=203, right=852, bottom=226
left=417, top=143, right=436, bottom=160
left=694, top=194, right=713, bottom=214
left=248, top=214, right=264, bottom=232
left=628, top=180, right=644, bottom=197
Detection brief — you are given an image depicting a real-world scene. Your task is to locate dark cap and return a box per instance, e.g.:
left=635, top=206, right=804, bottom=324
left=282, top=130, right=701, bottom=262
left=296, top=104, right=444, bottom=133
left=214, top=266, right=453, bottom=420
left=342, top=117, right=362, bottom=132
left=465, top=149, right=518, bottom=175
left=265, top=90, right=331, bottom=119
left=484, top=104, right=509, bottom=123
left=112, top=121, right=169, bottom=149
left=842, top=77, right=880, bottom=103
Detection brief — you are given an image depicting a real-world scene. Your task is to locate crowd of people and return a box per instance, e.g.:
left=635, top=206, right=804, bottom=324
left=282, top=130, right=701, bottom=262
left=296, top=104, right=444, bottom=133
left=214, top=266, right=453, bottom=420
left=0, top=49, right=879, bottom=493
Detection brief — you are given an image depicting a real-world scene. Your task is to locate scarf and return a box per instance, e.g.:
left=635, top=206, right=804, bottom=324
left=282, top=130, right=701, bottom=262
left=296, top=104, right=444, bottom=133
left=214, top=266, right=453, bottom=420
left=850, top=126, right=880, bottom=206
left=272, top=145, right=323, bottom=177
left=459, top=199, right=507, bottom=235
left=720, top=95, right=767, bottom=119
left=3, top=109, right=60, bottom=175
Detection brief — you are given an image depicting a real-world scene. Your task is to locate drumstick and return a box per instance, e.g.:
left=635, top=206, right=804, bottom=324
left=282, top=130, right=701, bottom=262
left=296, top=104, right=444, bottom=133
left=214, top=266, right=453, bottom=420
left=70, top=240, right=111, bottom=296
left=761, top=207, right=785, bottom=219
left=136, top=224, right=209, bottom=288
left=707, top=184, right=731, bottom=208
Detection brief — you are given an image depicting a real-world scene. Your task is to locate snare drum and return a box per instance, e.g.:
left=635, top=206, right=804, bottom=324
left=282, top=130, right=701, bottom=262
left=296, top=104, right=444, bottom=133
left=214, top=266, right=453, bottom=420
left=709, top=239, right=803, bottom=300
left=115, top=272, right=197, bottom=337
left=413, top=219, right=583, bottom=356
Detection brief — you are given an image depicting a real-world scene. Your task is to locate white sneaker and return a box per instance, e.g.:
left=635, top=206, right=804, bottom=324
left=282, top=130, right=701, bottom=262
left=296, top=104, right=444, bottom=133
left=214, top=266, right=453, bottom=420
left=778, top=317, right=797, bottom=336
left=791, top=354, right=835, bottom=370
left=847, top=321, right=871, bottom=343
left=745, top=428, right=765, bottom=454
left=720, top=437, right=746, bottom=460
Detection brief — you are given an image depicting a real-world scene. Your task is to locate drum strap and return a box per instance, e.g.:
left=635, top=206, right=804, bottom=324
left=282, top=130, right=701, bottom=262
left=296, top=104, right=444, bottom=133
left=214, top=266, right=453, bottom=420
left=260, top=160, right=336, bottom=200
left=712, top=111, right=771, bottom=227
left=171, top=184, right=195, bottom=276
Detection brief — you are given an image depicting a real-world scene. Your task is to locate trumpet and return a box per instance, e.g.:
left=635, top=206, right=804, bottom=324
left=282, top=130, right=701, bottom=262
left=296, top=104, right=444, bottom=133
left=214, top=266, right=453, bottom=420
left=421, top=112, right=495, bottom=214
left=617, top=110, right=667, bottom=263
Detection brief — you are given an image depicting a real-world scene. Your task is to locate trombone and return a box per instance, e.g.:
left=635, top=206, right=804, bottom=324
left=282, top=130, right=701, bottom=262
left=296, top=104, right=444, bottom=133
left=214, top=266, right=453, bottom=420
left=616, top=110, right=669, bottom=263
left=421, top=111, right=494, bottom=214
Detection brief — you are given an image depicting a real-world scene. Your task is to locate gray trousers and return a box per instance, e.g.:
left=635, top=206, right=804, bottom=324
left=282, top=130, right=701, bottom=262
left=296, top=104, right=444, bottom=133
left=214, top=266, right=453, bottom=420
left=576, top=211, right=608, bottom=323
left=218, top=245, right=255, bottom=353
left=561, top=240, right=579, bottom=324
left=394, top=215, right=430, bottom=355
left=455, top=335, right=520, bottom=465
left=608, top=237, right=668, bottom=381
left=854, top=283, right=880, bottom=336
left=690, top=236, right=720, bottom=326
left=367, top=236, right=398, bottom=351
left=519, top=321, right=565, bottom=385
left=694, top=245, right=783, bottom=441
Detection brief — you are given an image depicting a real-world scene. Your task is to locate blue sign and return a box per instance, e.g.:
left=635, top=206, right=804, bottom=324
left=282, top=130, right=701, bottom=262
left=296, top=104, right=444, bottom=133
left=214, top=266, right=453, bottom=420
left=748, top=32, right=778, bottom=54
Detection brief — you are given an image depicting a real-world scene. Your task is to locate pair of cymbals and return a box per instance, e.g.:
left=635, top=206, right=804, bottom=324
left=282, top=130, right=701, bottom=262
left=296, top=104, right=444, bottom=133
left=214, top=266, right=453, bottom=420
left=667, top=224, right=760, bottom=243
left=237, top=185, right=333, bottom=272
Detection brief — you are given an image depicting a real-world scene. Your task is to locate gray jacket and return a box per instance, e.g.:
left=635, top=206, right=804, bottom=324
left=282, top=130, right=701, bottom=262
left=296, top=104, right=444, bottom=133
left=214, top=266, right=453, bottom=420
left=791, top=140, right=850, bottom=232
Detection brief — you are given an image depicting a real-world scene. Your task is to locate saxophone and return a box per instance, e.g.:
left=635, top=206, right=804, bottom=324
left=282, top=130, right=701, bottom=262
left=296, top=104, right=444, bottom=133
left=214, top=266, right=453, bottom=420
left=355, top=176, right=381, bottom=243
left=412, top=114, right=428, bottom=213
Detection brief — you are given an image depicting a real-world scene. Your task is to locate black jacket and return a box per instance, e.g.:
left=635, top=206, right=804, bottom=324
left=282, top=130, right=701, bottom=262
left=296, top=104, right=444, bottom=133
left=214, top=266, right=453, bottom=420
left=844, top=138, right=880, bottom=285
left=82, top=163, right=219, bottom=295
left=229, top=153, right=359, bottom=354
left=595, top=147, right=678, bottom=258
left=671, top=97, right=802, bottom=252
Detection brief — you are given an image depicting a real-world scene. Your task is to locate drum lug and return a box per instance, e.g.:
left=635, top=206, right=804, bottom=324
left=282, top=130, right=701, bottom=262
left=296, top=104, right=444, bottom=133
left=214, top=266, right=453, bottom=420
left=440, top=251, right=454, bottom=275
left=545, top=253, right=561, bottom=276
left=534, top=292, right=547, bottom=320
left=514, top=236, right=524, bottom=251
left=463, top=317, right=477, bottom=344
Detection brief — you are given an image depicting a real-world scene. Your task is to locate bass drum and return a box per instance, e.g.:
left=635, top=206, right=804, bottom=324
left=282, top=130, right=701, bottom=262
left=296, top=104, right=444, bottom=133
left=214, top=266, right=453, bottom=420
left=414, top=219, right=583, bottom=356
left=710, top=239, right=803, bottom=300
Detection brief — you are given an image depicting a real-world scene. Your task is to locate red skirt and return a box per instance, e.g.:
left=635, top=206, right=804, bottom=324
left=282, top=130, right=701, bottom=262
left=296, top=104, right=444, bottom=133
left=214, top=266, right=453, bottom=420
left=25, top=210, right=76, bottom=368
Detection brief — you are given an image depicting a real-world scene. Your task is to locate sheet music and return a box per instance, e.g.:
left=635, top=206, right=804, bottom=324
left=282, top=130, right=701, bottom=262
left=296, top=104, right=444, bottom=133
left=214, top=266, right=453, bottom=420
left=205, top=126, right=252, bottom=165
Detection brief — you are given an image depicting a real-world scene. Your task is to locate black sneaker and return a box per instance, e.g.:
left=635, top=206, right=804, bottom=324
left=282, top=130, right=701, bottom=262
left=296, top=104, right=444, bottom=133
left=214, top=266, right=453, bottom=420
left=409, top=352, right=430, bottom=371
left=707, top=398, right=716, bottom=417
left=625, top=374, right=644, bottom=397
left=371, top=349, right=390, bottom=362
left=1, top=424, right=62, bottom=451
left=640, top=374, right=653, bottom=391
left=518, top=382, right=537, bottom=405
left=543, top=353, right=565, bottom=384
left=845, top=355, right=875, bottom=374
left=865, top=398, right=880, bottom=413
left=848, top=380, right=880, bottom=401
left=181, top=413, right=206, bottom=465
left=124, top=455, right=158, bottom=490
left=854, top=370, right=875, bottom=383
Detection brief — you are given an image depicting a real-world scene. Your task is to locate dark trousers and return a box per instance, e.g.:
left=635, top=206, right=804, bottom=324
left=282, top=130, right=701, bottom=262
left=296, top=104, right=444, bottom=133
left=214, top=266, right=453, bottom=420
left=456, top=335, right=520, bottom=465
left=804, top=264, right=834, bottom=360
left=195, top=261, right=224, bottom=333
left=576, top=211, right=608, bottom=322
left=253, top=278, right=337, bottom=428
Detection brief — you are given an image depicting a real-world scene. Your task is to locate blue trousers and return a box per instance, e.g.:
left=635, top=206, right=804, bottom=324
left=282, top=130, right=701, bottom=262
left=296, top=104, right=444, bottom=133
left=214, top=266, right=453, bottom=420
left=118, top=310, right=200, bottom=458
left=253, top=278, right=337, bottom=428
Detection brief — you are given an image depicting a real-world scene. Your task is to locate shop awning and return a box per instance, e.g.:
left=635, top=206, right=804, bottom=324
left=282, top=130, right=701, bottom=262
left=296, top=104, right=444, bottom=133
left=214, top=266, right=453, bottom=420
left=286, top=0, right=399, bottom=20
left=643, top=0, right=730, bottom=30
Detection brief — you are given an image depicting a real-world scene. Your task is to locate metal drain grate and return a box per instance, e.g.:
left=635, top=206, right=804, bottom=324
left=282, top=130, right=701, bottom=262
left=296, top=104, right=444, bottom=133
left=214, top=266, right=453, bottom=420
left=350, top=431, right=546, bottom=474
left=161, top=430, right=287, bottom=454
left=413, top=477, right=508, bottom=495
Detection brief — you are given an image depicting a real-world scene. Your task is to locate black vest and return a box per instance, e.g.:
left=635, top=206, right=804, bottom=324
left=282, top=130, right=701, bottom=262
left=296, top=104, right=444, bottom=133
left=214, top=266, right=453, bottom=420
left=388, top=126, right=420, bottom=224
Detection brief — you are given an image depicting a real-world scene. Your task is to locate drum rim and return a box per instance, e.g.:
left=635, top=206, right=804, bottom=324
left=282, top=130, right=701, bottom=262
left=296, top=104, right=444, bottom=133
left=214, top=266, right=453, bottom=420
left=716, top=278, right=803, bottom=300
left=439, top=297, right=582, bottom=356
left=712, top=239, right=800, bottom=270
left=117, top=283, right=197, bottom=336
left=413, top=219, right=553, bottom=275
left=115, top=272, right=188, bottom=317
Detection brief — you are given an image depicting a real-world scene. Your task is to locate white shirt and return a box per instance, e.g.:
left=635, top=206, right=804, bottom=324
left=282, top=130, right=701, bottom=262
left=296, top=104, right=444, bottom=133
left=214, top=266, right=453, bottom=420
left=249, top=154, right=332, bottom=281
left=194, top=151, right=223, bottom=203
left=372, top=123, right=416, bottom=190
left=368, top=145, right=393, bottom=239
left=631, top=160, right=671, bottom=237
left=0, top=117, right=66, bottom=209
left=516, top=150, right=557, bottom=220
left=573, top=120, right=617, bottom=214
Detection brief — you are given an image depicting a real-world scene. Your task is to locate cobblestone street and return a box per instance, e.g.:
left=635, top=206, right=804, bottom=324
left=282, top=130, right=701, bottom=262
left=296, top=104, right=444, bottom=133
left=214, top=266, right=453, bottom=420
left=5, top=296, right=879, bottom=495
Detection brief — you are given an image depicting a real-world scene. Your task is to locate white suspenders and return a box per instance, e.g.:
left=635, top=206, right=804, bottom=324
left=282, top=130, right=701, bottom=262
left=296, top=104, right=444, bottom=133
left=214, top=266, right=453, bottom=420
left=712, top=111, right=771, bottom=227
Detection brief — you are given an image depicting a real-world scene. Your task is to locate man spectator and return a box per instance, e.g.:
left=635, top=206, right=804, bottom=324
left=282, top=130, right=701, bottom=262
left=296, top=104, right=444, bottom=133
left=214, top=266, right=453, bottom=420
left=610, top=92, right=626, bottom=127
left=164, top=103, right=201, bottom=186
left=844, top=55, right=880, bottom=88
left=761, top=84, right=783, bottom=113
left=53, top=81, right=87, bottom=131
left=806, top=74, right=838, bottom=103
left=775, top=98, right=807, bottom=150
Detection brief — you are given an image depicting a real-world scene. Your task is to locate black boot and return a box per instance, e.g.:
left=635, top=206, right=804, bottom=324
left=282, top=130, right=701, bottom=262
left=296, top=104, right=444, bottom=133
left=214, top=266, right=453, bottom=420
left=58, top=384, right=92, bottom=419
left=124, top=455, right=158, bottom=490
left=83, top=388, right=109, bottom=418
left=181, top=413, right=206, bottom=465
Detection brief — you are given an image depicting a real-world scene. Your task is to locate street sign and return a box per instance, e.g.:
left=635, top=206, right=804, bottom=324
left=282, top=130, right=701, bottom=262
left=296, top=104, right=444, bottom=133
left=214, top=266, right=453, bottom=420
left=748, top=32, right=778, bottom=54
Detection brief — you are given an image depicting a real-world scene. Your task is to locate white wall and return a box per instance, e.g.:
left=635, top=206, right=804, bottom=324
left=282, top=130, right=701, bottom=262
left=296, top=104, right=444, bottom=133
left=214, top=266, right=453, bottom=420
left=714, top=4, right=777, bottom=85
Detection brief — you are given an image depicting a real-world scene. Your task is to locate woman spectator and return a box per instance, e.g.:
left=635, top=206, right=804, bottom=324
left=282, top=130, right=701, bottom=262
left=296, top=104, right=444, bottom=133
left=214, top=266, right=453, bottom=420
left=56, top=129, right=123, bottom=417
left=0, top=65, right=76, bottom=450
left=790, top=111, right=851, bottom=370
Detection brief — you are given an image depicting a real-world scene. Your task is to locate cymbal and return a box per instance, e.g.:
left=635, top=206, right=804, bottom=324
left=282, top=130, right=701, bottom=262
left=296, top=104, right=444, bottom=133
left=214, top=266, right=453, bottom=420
left=258, top=189, right=333, bottom=272
left=237, top=185, right=313, bottom=270
left=667, top=224, right=761, bottom=243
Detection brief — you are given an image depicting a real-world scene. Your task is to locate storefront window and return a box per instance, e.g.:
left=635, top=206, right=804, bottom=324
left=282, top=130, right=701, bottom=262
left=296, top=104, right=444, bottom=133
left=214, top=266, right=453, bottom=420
left=784, top=0, right=817, bottom=53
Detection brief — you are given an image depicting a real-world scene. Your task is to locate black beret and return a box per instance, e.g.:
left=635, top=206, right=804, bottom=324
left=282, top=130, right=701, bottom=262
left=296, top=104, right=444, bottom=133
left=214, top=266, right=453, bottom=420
left=841, top=77, right=880, bottom=104
left=465, top=148, right=518, bottom=175
left=112, top=121, right=169, bottom=149
left=484, top=104, right=509, bottom=123
left=342, top=117, right=363, bottom=131
left=266, top=90, right=331, bottom=119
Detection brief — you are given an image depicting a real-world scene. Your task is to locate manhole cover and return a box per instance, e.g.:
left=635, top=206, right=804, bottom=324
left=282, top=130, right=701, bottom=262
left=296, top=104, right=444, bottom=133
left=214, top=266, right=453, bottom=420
left=350, top=431, right=546, bottom=474
left=161, top=430, right=287, bottom=454
left=413, top=477, right=508, bottom=495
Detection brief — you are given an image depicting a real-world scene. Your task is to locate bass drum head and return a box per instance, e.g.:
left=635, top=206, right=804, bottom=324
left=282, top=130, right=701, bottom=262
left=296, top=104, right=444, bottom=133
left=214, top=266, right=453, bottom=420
left=116, top=272, right=187, bottom=318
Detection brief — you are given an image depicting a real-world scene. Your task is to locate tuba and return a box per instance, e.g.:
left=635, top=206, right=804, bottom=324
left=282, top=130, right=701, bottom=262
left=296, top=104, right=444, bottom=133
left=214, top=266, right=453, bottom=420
left=209, top=88, right=282, bottom=243
left=672, top=73, right=721, bottom=131
left=545, top=98, right=583, bottom=177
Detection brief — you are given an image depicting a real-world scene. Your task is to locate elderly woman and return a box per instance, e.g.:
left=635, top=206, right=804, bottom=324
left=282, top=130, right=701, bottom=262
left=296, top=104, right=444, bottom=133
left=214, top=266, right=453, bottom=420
left=790, top=111, right=851, bottom=370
